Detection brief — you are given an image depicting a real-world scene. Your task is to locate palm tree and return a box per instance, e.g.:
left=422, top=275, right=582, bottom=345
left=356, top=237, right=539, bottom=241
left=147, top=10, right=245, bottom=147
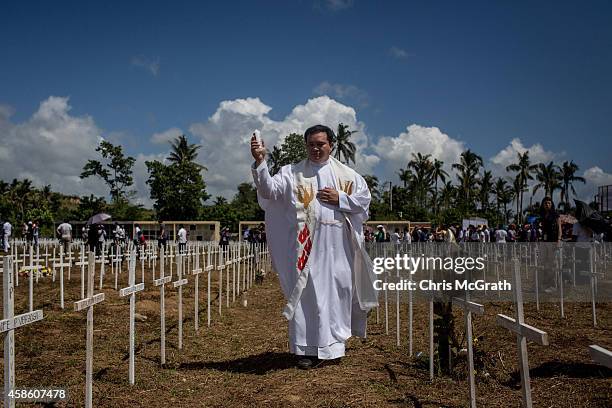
left=213, top=196, right=228, bottom=206
left=439, top=181, right=456, bottom=211
left=408, top=153, right=433, bottom=208
left=452, top=150, right=483, bottom=209
left=363, top=174, right=380, bottom=201
left=9, top=179, right=33, bottom=223
left=333, top=123, right=357, bottom=165
left=397, top=167, right=412, bottom=188
left=492, top=178, right=514, bottom=224
left=431, top=159, right=449, bottom=216
left=506, top=151, right=537, bottom=224
left=168, top=135, right=202, bottom=165
left=533, top=161, right=561, bottom=202
left=478, top=170, right=493, bottom=211
left=559, top=161, right=586, bottom=211
left=512, top=175, right=527, bottom=223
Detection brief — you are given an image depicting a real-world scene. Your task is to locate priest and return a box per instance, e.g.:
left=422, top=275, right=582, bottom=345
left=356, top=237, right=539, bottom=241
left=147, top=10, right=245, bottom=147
left=250, top=124, right=378, bottom=369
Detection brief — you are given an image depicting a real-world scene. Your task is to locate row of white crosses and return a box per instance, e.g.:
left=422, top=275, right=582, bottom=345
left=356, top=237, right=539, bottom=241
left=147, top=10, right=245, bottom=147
left=2, top=256, right=44, bottom=408
left=367, top=241, right=562, bottom=408
left=2, top=237, right=270, bottom=406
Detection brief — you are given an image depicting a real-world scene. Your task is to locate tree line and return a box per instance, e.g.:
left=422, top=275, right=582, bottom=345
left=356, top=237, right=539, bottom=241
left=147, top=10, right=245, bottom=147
left=0, top=125, right=590, bottom=236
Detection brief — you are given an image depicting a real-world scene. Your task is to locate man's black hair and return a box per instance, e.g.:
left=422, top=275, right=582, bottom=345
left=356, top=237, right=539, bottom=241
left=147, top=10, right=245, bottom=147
left=304, top=124, right=335, bottom=144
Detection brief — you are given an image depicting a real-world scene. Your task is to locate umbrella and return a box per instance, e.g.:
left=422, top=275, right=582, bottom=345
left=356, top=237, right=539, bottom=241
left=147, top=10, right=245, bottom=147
left=87, top=213, right=111, bottom=225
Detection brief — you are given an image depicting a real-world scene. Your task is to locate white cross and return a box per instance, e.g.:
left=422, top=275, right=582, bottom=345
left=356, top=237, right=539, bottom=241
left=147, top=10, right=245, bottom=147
left=206, top=245, right=213, bottom=327
left=119, top=251, right=144, bottom=385
left=74, top=252, right=106, bottom=408
left=96, top=249, right=109, bottom=290
left=589, top=345, right=612, bottom=369
left=192, top=246, right=203, bottom=332
left=153, top=247, right=171, bottom=365
left=53, top=248, right=71, bottom=309
left=173, top=253, right=188, bottom=350
left=225, top=245, right=231, bottom=308
left=453, top=292, right=484, bottom=408
left=2, top=256, right=44, bottom=408
left=496, top=260, right=549, bottom=408
left=75, top=245, right=88, bottom=299
left=22, top=245, right=42, bottom=312
left=216, top=245, right=224, bottom=316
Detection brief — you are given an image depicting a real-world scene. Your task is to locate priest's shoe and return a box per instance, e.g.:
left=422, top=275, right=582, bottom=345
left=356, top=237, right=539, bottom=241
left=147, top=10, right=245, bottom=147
left=296, top=357, right=317, bottom=370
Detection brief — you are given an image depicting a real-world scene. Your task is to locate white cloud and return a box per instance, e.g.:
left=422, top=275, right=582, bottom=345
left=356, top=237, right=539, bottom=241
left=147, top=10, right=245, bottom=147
left=313, top=81, right=369, bottom=107
left=0, top=97, right=108, bottom=197
left=130, top=55, right=160, bottom=77
left=150, top=127, right=183, bottom=144
left=372, top=124, right=466, bottom=183
left=389, top=46, right=410, bottom=59
left=490, top=138, right=559, bottom=171
left=5, top=95, right=607, bottom=213
left=576, top=166, right=612, bottom=203
left=189, top=96, right=377, bottom=200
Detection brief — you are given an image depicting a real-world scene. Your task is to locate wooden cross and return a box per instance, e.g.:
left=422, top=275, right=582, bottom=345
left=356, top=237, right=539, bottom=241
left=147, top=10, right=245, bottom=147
left=167, top=245, right=174, bottom=280
left=21, top=245, right=42, bottom=312
left=496, top=260, right=549, bottom=408
left=150, top=250, right=157, bottom=282
left=191, top=246, right=206, bottom=332
left=75, top=244, right=88, bottom=299
left=231, top=244, right=237, bottom=303
left=217, top=245, right=224, bottom=316
left=2, top=256, right=44, bottom=408
left=74, top=252, right=106, bottom=408
left=206, top=245, right=213, bottom=327
left=153, top=247, right=171, bottom=365
left=453, top=283, right=485, bottom=408
left=53, top=247, right=71, bottom=309
left=96, top=249, right=109, bottom=290
left=236, top=243, right=242, bottom=297
left=139, top=249, right=147, bottom=283
left=173, top=252, right=188, bottom=350
left=64, top=249, right=75, bottom=280
left=119, top=251, right=144, bottom=385
left=225, top=245, right=231, bottom=308
left=589, top=345, right=612, bottom=369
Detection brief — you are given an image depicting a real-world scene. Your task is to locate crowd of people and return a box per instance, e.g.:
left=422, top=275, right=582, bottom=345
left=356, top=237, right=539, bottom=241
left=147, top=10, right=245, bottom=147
left=363, top=197, right=609, bottom=244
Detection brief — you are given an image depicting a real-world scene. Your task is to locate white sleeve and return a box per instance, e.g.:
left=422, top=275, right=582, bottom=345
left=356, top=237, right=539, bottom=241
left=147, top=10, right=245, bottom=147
left=251, top=161, right=287, bottom=201
left=337, top=173, right=371, bottom=215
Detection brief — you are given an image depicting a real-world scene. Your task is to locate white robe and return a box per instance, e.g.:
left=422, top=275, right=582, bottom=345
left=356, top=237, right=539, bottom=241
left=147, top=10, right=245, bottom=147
left=252, top=158, right=371, bottom=359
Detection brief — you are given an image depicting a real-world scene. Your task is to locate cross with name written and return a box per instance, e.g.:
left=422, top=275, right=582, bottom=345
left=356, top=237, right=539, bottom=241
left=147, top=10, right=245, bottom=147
left=173, top=252, right=188, bottom=349
left=2, top=256, right=44, bottom=408
left=119, top=251, right=145, bottom=385
left=496, top=260, right=549, bottom=408
left=74, top=252, right=106, bottom=408
left=153, top=247, right=171, bottom=365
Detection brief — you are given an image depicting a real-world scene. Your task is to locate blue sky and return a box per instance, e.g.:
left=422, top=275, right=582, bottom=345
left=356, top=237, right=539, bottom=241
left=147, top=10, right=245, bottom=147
left=1, top=0, right=611, bottom=203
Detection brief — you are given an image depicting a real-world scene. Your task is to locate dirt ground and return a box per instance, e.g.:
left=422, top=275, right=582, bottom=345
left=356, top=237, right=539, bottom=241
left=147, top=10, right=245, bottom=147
left=1, top=260, right=611, bottom=407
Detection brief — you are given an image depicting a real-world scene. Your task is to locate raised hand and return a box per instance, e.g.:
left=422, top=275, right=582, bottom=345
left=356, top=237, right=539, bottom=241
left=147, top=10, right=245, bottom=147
left=250, top=133, right=266, bottom=165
